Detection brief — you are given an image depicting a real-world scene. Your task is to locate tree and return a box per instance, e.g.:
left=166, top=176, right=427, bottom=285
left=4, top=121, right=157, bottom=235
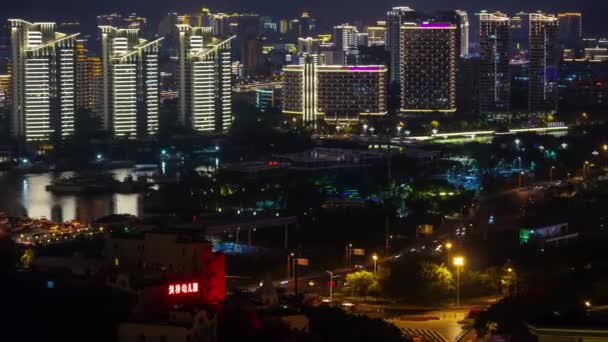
left=20, top=248, right=35, bottom=269
left=420, top=262, right=454, bottom=300
left=381, top=257, right=454, bottom=304
left=346, top=270, right=379, bottom=301
left=307, top=306, right=405, bottom=342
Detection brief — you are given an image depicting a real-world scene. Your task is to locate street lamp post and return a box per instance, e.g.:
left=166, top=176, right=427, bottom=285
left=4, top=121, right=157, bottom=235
left=346, top=243, right=353, bottom=267
left=287, top=252, right=294, bottom=280
left=372, top=254, right=378, bottom=274
left=550, top=166, right=555, bottom=182
left=326, top=270, right=334, bottom=303
left=518, top=171, right=525, bottom=187
left=453, top=256, right=464, bottom=307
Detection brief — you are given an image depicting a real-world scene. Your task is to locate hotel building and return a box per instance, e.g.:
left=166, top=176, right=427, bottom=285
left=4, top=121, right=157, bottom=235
left=479, top=12, right=511, bottom=113
left=100, top=26, right=161, bottom=138
left=177, top=25, right=234, bottom=133
left=282, top=62, right=387, bottom=125
left=10, top=19, right=77, bottom=142
left=400, top=22, right=457, bottom=114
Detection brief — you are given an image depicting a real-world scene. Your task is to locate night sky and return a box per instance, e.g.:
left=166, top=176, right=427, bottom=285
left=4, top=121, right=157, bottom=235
left=2, top=0, right=607, bottom=36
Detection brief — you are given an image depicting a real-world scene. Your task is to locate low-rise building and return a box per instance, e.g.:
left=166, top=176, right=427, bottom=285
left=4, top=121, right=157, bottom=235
left=106, top=229, right=226, bottom=305
left=119, top=309, right=218, bottom=342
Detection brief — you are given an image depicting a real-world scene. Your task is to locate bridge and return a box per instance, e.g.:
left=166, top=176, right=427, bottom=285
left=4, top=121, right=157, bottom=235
left=202, top=215, right=297, bottom=249
left=315, top=126, right=569, bottom=147
left=406, top=125, right=569, bottom=141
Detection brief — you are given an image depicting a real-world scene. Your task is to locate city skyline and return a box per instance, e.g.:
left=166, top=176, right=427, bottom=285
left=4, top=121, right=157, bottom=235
left=2, top=1, right=607, bottom=36
left=1, top=2, right=608, bottom=342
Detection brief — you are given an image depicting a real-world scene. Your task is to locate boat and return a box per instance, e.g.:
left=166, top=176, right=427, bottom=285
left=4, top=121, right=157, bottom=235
left=133, top=164, right=159, bottom=177
left=45, top=174, right=117, bottom=194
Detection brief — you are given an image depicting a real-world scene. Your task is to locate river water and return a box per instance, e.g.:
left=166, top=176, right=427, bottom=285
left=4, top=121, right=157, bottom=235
left=0, top=169, right=141, bottom=224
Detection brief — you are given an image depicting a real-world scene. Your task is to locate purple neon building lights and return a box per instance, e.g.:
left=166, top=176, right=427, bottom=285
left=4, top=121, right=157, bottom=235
left=419, top=23, right=452, bottom=28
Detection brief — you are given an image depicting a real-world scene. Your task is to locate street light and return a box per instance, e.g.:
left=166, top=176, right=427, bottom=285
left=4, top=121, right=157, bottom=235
left=583, top=161, right=590, bottom=178
left=453, top=256, right=465, bottom=307
left=514, top=139, right=520, bottom=147
left=445, top=242, right=452, bottom=263
left=372, top=254, right=378, bottom=274
left=550, top=166, right=555, bottom=182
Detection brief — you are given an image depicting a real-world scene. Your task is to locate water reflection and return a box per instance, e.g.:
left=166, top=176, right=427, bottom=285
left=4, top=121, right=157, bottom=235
left=0, top=169, right=141, bottom=224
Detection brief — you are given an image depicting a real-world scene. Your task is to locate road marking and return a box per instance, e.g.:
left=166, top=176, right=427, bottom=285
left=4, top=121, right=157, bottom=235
left=400, top=328, right=448, bottom=342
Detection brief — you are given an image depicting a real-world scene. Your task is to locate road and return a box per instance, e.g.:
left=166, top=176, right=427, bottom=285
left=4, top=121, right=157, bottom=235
left=388, top=309, right=468, bottom=341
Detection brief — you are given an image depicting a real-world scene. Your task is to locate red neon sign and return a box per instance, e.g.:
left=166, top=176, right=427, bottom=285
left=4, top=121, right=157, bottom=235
left=168, top=282, right=199, bottom=295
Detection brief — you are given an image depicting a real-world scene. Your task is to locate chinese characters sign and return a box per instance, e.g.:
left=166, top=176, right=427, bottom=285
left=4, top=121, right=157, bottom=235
left=168, top=282, right=199, bottom=295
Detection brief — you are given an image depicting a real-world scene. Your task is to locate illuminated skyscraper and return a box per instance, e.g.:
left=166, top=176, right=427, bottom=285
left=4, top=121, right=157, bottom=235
left=479, top=12, right=511, bottom=113
left=510, top=12, right=530, bottom=58
left=75, top=39, right=102, bottom=113
left=0, top=74, right=11, bottom=107
left=387, top=6, right=415, bottom=83
left=400, top=23, right=457, bottom=114
left=279, top=20, right=289, bottom=34
left=177, top=25, right=234, bottom=133
left=367, top=25, right=387, bottom=46
left=558, top=13, right=582, bottom=49
left=283, top=60, right=387, bottom=125
left=333, top=24, right=358, bottom=52
left=299, top=11, right=316, bottom=37
left=97, top=13, right=126, bottom=28
left=100, top=26, right=161, bottom=138
left=454, top=10, right=470, bottom=58
left=199, top=8, right=213, bottom=28
left=529, top=13, right=559, bottom=113
left=211, top=13, right=238, bottom=37
left=10, top=19, right=77, bottom=141
left=255, top=88, right=275, bottom=112
left=298, top=37, right=321, bottom=54
left=237, top=14, right=262, bottom=75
